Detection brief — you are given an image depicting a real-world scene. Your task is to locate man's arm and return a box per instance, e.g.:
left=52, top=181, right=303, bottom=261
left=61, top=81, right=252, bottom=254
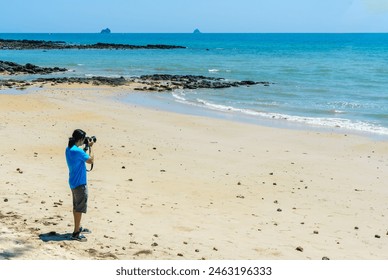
left=86, top=153, right=94, bottom=164
left=86, top=140, right=94, bottom=164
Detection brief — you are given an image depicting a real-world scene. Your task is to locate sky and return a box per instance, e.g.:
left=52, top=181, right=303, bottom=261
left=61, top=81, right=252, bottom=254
left=0, top=0, right=388, bottom=33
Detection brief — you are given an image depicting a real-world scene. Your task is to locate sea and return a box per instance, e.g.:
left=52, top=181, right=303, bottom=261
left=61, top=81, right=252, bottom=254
left=1, top=33, right=388, bottom=138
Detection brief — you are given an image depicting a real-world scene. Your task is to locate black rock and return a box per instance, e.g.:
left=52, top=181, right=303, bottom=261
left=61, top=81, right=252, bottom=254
left=0, top=60, right=67, bottom=75
left=0, top=38, right=186, bottom=50
left=1, top=70, right=274, bottom=93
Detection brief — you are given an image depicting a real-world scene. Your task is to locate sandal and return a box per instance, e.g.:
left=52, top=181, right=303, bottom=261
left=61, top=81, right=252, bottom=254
left=71, top=231, right=87, bottom=242
left=79, top=227, right=92, bottom=234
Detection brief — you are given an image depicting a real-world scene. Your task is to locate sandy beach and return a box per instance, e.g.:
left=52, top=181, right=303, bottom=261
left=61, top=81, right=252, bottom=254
left=0, top=85, right=387, bottom=260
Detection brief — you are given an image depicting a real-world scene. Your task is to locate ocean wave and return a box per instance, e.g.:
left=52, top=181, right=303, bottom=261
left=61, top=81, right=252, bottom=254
left=208, top=69, right=232, bottom=73
left=171, top=95, right=388, bottom=136
left=327, top=101, right=362, bottom=109
left=329, top=109, right=345, bottom=114
left=84, top=73, right=122, bottom=78
left=171, top=92, right=187, bottom=102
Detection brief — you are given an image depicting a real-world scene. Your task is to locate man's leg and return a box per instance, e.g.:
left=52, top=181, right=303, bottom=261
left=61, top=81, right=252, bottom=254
left=73, top=210, right=82, bottom=233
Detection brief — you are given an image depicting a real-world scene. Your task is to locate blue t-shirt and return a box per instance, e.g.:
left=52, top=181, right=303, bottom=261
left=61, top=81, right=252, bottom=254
left=65, top=145, right=90, bottom=189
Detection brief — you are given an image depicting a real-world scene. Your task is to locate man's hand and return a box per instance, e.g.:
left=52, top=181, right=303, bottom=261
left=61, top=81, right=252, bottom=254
left=86, top=154, right=94, bottom=164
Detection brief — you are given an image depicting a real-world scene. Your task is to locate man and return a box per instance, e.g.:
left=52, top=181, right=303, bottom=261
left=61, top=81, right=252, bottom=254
left=65, top=129, right=94, bottom=241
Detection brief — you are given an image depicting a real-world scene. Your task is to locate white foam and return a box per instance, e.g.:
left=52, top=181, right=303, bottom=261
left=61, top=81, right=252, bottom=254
left=84, top=73, right=121, bottom=78
left=171, top=96, right=388, bottom=136
left=330, top=109, right=345, bottom=114
left=208, top=69, right=219, bottom=72
left=328, top=101, right=362, bottom=109
left=171, top=92, right=187, bottom=102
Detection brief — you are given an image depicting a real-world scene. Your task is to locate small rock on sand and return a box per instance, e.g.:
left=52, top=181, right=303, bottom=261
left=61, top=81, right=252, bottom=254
left=133, top=250, right=152, bottom=256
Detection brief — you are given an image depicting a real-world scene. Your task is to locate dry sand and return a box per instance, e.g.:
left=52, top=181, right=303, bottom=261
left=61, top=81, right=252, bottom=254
left=0, top=85, right=387, bottom=260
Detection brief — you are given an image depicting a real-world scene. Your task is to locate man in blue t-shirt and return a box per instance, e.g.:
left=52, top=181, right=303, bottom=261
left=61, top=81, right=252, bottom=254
left=66, top=129, right=94, bottom=241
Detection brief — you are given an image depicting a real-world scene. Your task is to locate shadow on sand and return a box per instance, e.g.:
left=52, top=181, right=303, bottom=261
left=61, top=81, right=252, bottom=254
left=39, top=231, right=73, bottom=242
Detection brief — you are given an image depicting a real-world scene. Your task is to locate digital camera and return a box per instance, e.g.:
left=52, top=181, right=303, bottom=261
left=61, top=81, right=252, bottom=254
left=83, top=135, right=97, bottom=152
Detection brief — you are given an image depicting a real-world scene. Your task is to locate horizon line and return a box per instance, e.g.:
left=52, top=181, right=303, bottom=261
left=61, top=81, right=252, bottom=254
left=1, top=31, right=388, bottom=34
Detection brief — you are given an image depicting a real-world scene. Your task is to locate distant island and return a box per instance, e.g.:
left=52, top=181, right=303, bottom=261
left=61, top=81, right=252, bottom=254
left=100, top=28, right=111, bottom=34
left=193, top=29, right=201, bottom=34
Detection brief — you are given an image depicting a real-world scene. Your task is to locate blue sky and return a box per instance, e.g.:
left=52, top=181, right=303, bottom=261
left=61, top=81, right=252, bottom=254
left=1, top=0, right=388, bottom=32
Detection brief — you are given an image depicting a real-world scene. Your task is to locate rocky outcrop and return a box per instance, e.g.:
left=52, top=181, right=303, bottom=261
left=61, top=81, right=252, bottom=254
left=1, top=74, right=273, bottom=91
left=0, top=60, right=67, bottom=75
left=0, top=39, right=67, bottom=50
left=33, top=76, right=128, bottom=87
left=132, top=74, right=272, bottom=91
left=0, top=76, right=128, bottom=90
left=0, top=79, right=34, bottom=90
left=0, top=39, right=186, bottom=50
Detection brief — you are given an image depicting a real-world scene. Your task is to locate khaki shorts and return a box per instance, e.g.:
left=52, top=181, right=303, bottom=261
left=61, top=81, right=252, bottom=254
left=71, top=185, right=88, bottom=213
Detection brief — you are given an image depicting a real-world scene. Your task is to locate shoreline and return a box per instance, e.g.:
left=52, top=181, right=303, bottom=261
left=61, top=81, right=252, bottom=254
left=0, top=85, right=387, bottom=260
left=120, top=91, right=388, bottom=141
left=0, top=81, right=388, bottom=142
left=1, top=79, right=387, bottom=141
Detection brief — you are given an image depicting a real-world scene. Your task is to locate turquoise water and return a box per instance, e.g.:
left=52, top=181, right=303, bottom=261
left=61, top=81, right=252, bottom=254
left=1, top=33, right=388, bottom=136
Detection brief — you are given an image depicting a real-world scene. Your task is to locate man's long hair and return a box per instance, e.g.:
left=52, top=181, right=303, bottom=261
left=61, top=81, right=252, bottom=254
left=68, top=129, right=86, bottom=148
